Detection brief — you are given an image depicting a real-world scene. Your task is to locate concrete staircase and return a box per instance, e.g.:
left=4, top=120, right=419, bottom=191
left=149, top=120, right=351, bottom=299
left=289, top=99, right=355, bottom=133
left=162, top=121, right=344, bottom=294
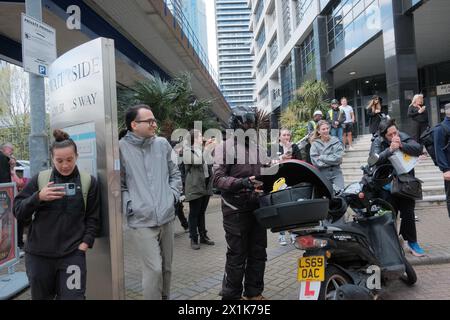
left=341, top=134, right=446, bottom=208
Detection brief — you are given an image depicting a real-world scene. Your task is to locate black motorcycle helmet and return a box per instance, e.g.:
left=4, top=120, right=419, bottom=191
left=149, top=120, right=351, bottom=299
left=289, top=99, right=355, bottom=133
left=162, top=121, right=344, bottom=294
left=228, top=106, right=257, bottom=130
left=371, top=164, right=394, bottom=188
left=328, top=196, right=348, bottom=222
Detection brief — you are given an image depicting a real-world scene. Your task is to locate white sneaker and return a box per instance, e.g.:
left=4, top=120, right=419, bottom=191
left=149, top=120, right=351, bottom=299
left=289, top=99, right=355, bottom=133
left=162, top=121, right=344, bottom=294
left=348, top=146, right=355, bottom=151
left=290, top=234, right=297, bottom=244
left=278, top=234, right=287, bottom=246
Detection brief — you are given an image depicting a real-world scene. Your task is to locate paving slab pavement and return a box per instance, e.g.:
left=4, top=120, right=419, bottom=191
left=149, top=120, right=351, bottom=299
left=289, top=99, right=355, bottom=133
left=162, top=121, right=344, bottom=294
left=4, top=195, right=450, bottom=300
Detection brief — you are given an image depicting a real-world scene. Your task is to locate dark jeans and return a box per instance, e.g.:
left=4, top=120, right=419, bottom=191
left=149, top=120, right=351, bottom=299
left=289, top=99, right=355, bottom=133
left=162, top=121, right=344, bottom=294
left=446, top=180, right=450, bottom=218
left=175, top=201, right=188, bottom=229
left=25, top=250, right=87, bottom=300
left=380, top=189, right=417, bottom=243
left=188, top=195, right=210, bottom=240
left=222, top=211, right=267, bottom=300
left=330, top=127, right=343, bottom=143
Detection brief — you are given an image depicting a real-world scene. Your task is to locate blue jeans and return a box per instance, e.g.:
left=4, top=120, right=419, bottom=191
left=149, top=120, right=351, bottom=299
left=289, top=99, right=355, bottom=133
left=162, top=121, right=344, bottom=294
left=330, top=127, right=343, bottom=143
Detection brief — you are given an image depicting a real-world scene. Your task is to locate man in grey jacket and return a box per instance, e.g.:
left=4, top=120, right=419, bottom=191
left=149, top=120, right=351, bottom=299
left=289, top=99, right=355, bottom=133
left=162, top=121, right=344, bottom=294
left=119, top=104, right=182, bottom=300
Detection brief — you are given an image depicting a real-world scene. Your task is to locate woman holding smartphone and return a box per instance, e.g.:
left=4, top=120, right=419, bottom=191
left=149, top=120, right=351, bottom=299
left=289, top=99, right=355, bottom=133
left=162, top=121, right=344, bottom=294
left=407, top=94, right=429, bottom=141
left=13, top=129, right=100, bottom=300
left=184, top=129, right=215, bottom=250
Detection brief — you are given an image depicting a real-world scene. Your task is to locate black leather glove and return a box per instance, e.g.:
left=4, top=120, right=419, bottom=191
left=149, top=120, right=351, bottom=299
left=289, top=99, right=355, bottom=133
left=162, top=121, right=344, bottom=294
left=241, top=177, right=254, bottom=190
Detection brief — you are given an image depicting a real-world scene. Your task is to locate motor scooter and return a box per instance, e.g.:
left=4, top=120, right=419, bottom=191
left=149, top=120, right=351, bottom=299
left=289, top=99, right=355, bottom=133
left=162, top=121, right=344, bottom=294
left=254, top=159, right=417, bottom=300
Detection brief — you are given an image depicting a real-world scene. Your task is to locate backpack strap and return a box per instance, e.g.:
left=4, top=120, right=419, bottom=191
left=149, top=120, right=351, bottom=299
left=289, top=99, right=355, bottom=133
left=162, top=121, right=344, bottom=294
left=79, top=171, right=91, bottom=209
left=37, top=169, right=91, bottom=210
left=37, top=169, right=52, bottom=191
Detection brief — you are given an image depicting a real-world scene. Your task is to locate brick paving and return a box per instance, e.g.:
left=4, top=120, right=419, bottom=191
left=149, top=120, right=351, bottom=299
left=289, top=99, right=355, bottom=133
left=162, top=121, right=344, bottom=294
left=3, top=196, right=450, bottom=300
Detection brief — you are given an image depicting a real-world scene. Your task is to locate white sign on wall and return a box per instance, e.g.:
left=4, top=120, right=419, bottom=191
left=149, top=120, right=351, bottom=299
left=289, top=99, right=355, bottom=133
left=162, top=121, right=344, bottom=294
left=437, top=84, right=450, bottom=96
left=21, top=13, right=57, bottom=77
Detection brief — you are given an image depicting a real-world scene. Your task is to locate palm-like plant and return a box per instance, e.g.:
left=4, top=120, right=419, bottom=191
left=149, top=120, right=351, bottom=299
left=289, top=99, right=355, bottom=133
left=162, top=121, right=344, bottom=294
left=289, top=80, right=329, bottom=121
left=117, top=72, right=219, bottom=138
left=280, top=80, right=330, bottom=142
left=255, top=108, right=271, bottom=131
left=134, top=74, right=176, bottom=123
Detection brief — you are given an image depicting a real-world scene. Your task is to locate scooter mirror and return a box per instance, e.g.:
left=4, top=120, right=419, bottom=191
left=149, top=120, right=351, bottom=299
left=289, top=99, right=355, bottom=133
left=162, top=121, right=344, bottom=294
left=367, top=154, right=379, bottom=167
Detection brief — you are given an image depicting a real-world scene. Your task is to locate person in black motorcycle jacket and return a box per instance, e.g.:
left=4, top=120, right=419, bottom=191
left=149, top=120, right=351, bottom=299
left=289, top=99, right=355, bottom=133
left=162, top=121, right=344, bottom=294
left=213, top=107, right=267, bottom=300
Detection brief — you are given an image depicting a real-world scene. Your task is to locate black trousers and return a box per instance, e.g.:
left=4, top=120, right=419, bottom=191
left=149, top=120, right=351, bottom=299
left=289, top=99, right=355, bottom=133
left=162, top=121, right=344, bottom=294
left=412, top=121, right=428, bottom=142
left=25, top=250, right=87, bottom=300
left=188, top=195, right=210, bottom=240
left=175, top=201, right=188, bottom=229
left=17, top=220, right=25, bottom=248
left=380, top=189, right=417, bottom=243
left=222, top=211, right=267, bottom=300
left=446, top=180, right=450, bottom=218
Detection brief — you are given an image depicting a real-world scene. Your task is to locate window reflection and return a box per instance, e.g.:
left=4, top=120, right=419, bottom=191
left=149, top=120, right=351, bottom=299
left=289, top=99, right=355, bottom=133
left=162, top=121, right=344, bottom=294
left=327, top=0, right=381, bottom=53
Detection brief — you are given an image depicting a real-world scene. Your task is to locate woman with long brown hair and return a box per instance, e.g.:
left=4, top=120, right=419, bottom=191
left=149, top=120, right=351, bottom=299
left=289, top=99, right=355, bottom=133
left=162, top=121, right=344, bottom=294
left=367, top=95, right=386, bottom=136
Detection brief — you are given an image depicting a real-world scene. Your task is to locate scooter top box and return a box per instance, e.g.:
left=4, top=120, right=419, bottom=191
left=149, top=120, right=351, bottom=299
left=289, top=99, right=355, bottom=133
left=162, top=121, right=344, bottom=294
left=254, top=160, right=332, bottom=231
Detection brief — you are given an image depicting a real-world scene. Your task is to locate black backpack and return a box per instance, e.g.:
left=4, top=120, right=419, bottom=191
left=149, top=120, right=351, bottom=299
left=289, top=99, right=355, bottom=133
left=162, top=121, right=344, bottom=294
left=419, top=122, right=450, bottom=166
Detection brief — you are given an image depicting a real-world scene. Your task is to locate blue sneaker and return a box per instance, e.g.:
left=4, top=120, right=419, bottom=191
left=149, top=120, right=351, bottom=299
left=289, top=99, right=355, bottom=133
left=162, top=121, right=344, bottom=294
left=407, top=242, right=425, bottom=257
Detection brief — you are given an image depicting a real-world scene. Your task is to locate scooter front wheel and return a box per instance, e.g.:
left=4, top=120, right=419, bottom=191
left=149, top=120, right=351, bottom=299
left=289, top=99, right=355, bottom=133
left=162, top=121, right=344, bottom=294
left=319, top=265, right=352, bottom=300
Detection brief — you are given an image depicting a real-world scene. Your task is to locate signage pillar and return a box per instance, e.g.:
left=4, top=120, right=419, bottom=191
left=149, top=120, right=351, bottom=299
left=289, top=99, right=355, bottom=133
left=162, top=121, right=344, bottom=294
left=48, top=38, right=124, bottom=299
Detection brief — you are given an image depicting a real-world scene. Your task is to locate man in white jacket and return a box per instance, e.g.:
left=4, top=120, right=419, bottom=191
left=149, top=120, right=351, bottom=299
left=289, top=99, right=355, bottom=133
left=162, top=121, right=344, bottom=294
left=119, top=104, right=182, bottom=300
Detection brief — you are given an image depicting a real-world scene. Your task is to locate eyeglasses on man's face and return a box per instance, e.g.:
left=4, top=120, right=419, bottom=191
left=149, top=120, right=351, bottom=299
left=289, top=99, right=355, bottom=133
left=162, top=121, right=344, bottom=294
left=135, top=118, right=157, bottom=125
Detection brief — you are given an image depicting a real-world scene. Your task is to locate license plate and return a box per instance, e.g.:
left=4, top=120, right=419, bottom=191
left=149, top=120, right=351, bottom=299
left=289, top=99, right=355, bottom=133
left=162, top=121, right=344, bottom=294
left=297, top=256, right=325, bottom=282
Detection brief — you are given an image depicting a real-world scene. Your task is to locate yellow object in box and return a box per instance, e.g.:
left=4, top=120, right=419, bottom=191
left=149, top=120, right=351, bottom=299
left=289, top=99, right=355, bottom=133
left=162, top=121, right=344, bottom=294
left=272, top=177, right=287, bottom=193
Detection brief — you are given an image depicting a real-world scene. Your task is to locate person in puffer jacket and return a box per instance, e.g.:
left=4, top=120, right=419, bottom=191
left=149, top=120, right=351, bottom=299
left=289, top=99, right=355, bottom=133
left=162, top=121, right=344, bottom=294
left=309, top=120, right=345, bottom=192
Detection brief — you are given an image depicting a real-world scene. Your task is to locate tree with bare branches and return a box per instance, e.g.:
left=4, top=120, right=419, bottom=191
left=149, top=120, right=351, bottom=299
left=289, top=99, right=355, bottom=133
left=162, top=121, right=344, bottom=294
left=0, top=65, right=31, bottom=160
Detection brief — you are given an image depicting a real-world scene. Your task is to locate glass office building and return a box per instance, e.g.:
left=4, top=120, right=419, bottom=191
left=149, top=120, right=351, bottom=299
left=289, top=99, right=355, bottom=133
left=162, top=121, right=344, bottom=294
left=182, top=0, right=208, bottom=55
left=215, top=0, right=256, bottom=108
left=248, top=0, right=450, bottom=134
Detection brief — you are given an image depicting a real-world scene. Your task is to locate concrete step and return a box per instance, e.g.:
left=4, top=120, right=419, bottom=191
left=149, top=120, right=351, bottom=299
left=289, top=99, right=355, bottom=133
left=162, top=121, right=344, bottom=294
left=341, top=156, right=435, bottom=166
left=342, top=150, right=375, bottom=157
left=340, top=182, right=443, bottom=197
left=343, top=176, right=444, bottom=185
left=342, top=168, right=442, bottom=177
left=343, top=175, right=444, bottom=184
left=422, top=185, right=446, bottom=196
left=416, top=195, right=447, bottom=208
left=340, top=163, right=439, bottom=171
left=341, top=157, right=436, bottom=165
left=340, top=135, right=447, bottom=207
